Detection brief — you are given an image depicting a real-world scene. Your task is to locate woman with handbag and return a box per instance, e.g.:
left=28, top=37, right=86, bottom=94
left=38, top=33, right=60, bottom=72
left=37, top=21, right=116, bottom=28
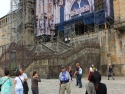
left=31, top=71, right=41, bottom=94
left=0, top=70, right=12, bottom=94
left=14, top=71, right=24, bottom=94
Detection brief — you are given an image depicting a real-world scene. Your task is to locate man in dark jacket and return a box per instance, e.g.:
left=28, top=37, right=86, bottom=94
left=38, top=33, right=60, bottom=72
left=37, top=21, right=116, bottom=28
left=74, top=63, right=79, bottom=86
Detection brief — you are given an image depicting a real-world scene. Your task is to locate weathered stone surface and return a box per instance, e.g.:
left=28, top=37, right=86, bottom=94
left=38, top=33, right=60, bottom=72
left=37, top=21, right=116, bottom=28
left=25, top=59, right=49, bottom=78
left=2, top=0, right=125, bottom=78
left=25, top=34, right=101, bottom=78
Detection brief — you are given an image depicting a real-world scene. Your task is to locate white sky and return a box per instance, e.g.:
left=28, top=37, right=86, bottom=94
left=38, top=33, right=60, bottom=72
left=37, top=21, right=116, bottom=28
left=0, top=0, right=10, bottom=18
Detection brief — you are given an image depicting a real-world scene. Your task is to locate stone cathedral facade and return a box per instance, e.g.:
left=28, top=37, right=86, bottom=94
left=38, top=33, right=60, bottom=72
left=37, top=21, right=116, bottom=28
left=0, top=0, right=125, bottom=78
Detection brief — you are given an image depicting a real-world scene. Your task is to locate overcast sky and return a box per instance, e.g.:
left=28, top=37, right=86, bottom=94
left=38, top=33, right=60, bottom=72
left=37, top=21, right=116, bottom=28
left=0, top=0, right=10, bottom=18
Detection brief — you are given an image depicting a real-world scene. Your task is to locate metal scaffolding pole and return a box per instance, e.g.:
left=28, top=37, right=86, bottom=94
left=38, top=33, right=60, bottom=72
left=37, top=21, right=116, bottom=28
left=10, top=0, right=24, bottom=70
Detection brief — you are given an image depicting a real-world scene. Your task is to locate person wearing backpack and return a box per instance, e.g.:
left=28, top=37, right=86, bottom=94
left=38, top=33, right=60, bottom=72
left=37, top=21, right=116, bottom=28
left=59, top=66, right=71, bottom=94
left=0, top=70, right=12, bottom=94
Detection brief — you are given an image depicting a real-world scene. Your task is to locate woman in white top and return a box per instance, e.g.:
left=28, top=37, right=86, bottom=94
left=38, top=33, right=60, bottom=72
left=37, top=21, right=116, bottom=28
left=14, top=71, right=24, bottom=94
left=88, top=65, right=94, bottom=81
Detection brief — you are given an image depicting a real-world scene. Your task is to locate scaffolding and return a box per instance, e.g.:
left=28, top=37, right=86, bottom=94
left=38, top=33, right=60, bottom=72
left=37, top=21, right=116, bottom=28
left=53, top=0, right=113, bottom=43
left=0, top=0, right=37, bottom=74
left=1, top=0, right=125, bottom=75
left=10, top=0, right=24, bottom=44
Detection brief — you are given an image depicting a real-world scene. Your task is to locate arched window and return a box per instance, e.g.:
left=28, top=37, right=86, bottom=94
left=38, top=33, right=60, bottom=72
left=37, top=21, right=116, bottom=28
left=71, top=0, right=89, bottom=11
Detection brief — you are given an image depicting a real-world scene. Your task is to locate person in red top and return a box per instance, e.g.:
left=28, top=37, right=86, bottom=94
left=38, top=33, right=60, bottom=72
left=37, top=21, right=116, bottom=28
left=88, top=64, right=94, bottom=81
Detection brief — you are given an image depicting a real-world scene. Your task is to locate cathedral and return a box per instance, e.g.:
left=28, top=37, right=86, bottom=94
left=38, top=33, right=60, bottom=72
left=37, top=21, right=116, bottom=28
left=0, top=0, right=125, bottom=78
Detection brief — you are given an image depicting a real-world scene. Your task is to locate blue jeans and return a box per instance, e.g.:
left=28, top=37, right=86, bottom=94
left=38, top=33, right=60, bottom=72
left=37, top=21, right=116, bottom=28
left=78, top=74, right=82, bottom=87
left=15, top=88, right=23, bottom=94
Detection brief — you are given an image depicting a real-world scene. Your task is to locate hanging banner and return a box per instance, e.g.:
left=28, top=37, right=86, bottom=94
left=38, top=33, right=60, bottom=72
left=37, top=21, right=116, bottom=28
left=35, top=0, right=114, bottom=35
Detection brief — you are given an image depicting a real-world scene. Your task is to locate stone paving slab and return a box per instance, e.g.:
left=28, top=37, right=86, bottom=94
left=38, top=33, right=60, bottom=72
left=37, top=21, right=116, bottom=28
left=11, top=76, right=125, bottom=94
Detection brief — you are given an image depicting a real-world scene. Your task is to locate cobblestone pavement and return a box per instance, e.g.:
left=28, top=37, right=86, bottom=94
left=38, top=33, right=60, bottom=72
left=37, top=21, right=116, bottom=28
left=11, top=76, right=125, bottom=94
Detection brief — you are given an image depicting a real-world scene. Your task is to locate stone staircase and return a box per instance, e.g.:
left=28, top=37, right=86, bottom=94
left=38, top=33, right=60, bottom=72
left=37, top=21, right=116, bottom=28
left=0, top=30, right=101, bottom=78
left=24, top=34, right=101, bottom=78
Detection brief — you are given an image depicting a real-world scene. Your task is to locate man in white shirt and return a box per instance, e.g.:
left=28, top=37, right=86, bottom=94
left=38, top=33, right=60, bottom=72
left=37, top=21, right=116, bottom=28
left=78, top=65, right=82, bottom=88
left=19, top=68, right=29, bottom=94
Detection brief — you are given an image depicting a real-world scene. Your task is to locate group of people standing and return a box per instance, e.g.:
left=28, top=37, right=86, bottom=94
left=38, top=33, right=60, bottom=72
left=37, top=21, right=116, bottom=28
left=0, top=69, right=29, bottom=94
left=14, top=69, right=29, bottom=94
left=0, top=69, right=41, bottom=94
left=85, top=64, right=107, bottom=94
left=58, top=63, right=110, bottom=94
left=0, top=64, right=114, bottom=94
left=58, top=63, right=83, bottom=94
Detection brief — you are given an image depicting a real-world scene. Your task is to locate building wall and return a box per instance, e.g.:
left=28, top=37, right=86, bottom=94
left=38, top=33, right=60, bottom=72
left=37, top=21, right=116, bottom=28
left=24, top=0, right=35, bottom=45
left=1, top=0, right=125, bottom=77
left=114, top=0, right=125, bottom=21
left=24, top=29, right=125, bottom=78
left=109, top=0, right=125, bottom=75
left=0, top=0, right=35, bottom=73
left=0, top=15, right=11, bottom=54
left=25, top=0, right=125, bottom=77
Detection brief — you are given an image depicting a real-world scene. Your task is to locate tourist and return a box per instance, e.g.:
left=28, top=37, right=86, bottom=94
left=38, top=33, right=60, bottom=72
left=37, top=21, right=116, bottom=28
left=31, top=71, right=41, bottom=94
left=14, top=70, right=24, bottom=94
left=108, top=65, right=114, bottom=80
left=19, top=68, right=29, bottom=94
left=0, top=70, right=12, bottom=94
left=92, top=65, right=97, bottom=71
left=59, top=66, right=71, bottom=94
left=85, top=71, right=107, bottom=94
left=77, top=65, right=82, bottom=88
left=74, top=63, right=79, bottom=86
left=68, top=66, right=73, bottom=81
left=15, top=68, right=18, bottom=73
left=88, top=65, right=94, bottom=81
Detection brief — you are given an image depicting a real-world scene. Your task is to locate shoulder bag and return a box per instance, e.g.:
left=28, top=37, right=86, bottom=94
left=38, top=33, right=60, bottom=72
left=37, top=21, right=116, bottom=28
left=18, top=77, right=24, bottom=88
